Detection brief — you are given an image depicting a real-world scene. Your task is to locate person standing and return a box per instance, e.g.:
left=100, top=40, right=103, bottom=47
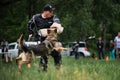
left=114, top=32, right=120, bottom=59
left=27, top=4, right=63, bottom=71
left=73, top=41, right=79, bottom=59
left=96, top=37, right=104, bottom=59
left=109, top=40, right=115, bottom=59
left=1, top=39, right=8, bottom=61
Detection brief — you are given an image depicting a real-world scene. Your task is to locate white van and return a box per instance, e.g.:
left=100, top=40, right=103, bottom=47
left=8, top=42, right=38, bottom=57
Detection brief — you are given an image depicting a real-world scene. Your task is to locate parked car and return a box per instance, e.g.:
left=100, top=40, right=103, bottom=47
left=7, top=41, right=38, bottom=57
left=61, top=41, right=91, bottom=57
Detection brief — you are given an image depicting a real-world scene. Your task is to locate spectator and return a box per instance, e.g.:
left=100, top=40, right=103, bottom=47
left=73, top=41, right=79, bottom=59
left=114, top=32, right=120, bottom=59
left=96, top=37, right=104, bottom=59
left=109, top=40, right=115, bottom=59
left=1, top=39, right=8, bottom=61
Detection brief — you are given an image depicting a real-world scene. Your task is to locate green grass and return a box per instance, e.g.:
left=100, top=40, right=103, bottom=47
left=0, top=57, right=120, bottom=80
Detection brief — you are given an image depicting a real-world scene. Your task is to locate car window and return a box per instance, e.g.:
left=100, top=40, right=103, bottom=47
left=8, top=44, right=15, bottom=49
left=17, top=45, right=19, bottom=49
left=79, top=43, right=86, bottom=47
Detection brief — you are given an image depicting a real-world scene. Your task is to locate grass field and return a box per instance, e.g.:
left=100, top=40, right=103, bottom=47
left=0, top=57, right=120, bottom=80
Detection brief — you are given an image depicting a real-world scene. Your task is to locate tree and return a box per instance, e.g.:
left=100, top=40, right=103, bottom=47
left=92, top=0, right=120, bottom=52
left=0, top=0, right=120, bottom=45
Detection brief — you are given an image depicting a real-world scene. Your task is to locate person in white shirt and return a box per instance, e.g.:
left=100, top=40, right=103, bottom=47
left=114, top=32, right=120, bottom=59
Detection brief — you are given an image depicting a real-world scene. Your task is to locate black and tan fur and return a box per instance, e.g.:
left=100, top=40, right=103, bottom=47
left=16, top=28, right=67, bottom=72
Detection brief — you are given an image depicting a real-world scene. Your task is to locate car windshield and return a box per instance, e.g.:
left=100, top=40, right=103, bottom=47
left=69, top=42, right=86, bottom=47
left=8, top=44, right=15, bottom=49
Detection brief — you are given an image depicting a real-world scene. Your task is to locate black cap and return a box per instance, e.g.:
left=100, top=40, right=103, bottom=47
left=43, top=4, right=55, bottom=11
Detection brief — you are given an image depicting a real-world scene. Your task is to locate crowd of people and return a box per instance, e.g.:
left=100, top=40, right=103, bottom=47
left=95, top=32, right=120, bottom=60
left=72, top=32, right=120, bottom=60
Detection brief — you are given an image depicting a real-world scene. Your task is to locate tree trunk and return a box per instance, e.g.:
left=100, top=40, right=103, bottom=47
left=28, top=0, right=34, bottom=19
left=100, top=21, right=106, bottom=55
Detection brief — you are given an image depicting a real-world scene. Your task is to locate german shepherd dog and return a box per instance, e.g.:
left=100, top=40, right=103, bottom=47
left=16, top=28, right=67, bottom=72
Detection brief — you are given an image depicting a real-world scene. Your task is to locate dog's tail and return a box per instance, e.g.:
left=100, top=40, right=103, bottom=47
left=18, top=33, right=29, bottom=52
left=18, top=33, right=24, bottom=48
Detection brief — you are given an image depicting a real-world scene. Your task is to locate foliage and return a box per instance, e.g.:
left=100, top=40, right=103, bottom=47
left=0, top=0, right=120, bottom=50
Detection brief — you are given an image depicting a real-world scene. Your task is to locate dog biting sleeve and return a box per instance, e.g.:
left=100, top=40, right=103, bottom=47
left=50, top=22, right=64, bottom=34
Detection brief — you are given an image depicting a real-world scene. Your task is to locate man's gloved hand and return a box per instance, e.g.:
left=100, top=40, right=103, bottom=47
left=28, top=34, right=34, bottom=41
left=29, top=34, right=33, bottom=38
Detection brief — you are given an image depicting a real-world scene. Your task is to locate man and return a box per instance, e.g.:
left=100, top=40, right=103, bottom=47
left=114, top=32, right=120, bottom=59
left=27, top=4, right=63, bottom=71
left=73, top=41, right=79, bottom=59
left=1, top=39, right=8, bottom=60
left=109, top=40, right=115, bottom=59
left=96, top=37, right=104, bottom=59
left=27, top=4, right=61, bottom=42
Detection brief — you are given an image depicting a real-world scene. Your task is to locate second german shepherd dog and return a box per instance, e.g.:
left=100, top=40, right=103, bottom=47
left=16, top=28, right=67, bottom=72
